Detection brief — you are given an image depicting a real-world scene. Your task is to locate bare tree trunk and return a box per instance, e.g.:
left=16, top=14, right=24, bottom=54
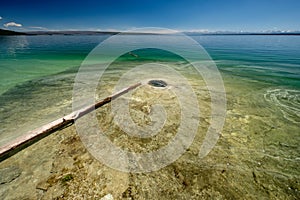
left=0, top=82, right=141, bottom=162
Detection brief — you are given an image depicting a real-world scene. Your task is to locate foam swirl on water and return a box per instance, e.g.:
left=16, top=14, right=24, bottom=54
left=264, top=89, right=300, bottom=123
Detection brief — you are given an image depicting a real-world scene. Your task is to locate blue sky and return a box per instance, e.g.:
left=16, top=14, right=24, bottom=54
left=0, top=0, right=299, bottom=32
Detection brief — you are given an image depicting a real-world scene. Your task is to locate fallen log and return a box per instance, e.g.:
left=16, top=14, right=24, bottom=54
left=0, top=82, right=142, bottom=162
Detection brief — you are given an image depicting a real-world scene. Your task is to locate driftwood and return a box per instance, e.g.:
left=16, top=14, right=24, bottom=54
left=0, top=82, right=141, bottom=162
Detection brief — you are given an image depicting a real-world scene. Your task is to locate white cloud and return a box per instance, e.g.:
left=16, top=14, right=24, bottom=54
left=182, top=29, right=210, bottom=33
left=127, top=28, right=179, bottom=34
left=0, top=16, right=2, bottom=20
left=28, top=26, right=48, bottom=30
left=4, top=22, right=22, bottom=27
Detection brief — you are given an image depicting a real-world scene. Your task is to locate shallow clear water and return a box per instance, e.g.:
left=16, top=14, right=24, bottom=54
left=0, top=35, right=299, bottom=141
left=1, top=35, right=299, bottom=142
left=0, top=34, right=299, bottom=198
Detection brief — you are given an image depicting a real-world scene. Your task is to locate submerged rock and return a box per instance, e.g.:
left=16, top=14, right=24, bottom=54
left=100, top=193, right=114, bottom=200
left=0, top=166, right=21, bottom=184
left=36, top=179, right=50, bottom=191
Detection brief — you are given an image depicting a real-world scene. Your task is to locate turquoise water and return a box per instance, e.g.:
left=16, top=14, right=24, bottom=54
left=0, top=34, right=299, bottom=198
left=0, top=35, right=109, bottom=94
left=0, top=34, right=299, bottom=144
left=0, top=35, right=299, bottom=95
left=197, top=35, right=300, bottom=88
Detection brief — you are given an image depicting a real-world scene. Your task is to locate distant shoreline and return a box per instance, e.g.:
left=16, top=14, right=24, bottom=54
left=1, top=28, right=300, bottom=36
left=186, top=33, right=300, bottom=36
left=0, top=28, right=27, bottom=36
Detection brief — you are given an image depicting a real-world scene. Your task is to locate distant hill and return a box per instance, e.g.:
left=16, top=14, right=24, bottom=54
left=184, top=31, right=300, bottom=36
left=25, top=31, right=160, bottom=35
left=0, top=28, right=26, bottom=35
left=25, top=30, right=119, bottom=35
left=0, top=29, right=161, bottom=36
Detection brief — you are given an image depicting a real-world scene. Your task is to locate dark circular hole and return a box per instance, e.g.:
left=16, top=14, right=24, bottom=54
left=148, top=80, right=168, bottom=87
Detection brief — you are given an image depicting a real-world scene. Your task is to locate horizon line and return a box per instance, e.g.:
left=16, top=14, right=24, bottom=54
left=1, top=27, right=300, bottom=36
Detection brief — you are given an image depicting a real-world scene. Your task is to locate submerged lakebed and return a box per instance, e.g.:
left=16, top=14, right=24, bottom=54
left=0, top=35, right=299, bottom=199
